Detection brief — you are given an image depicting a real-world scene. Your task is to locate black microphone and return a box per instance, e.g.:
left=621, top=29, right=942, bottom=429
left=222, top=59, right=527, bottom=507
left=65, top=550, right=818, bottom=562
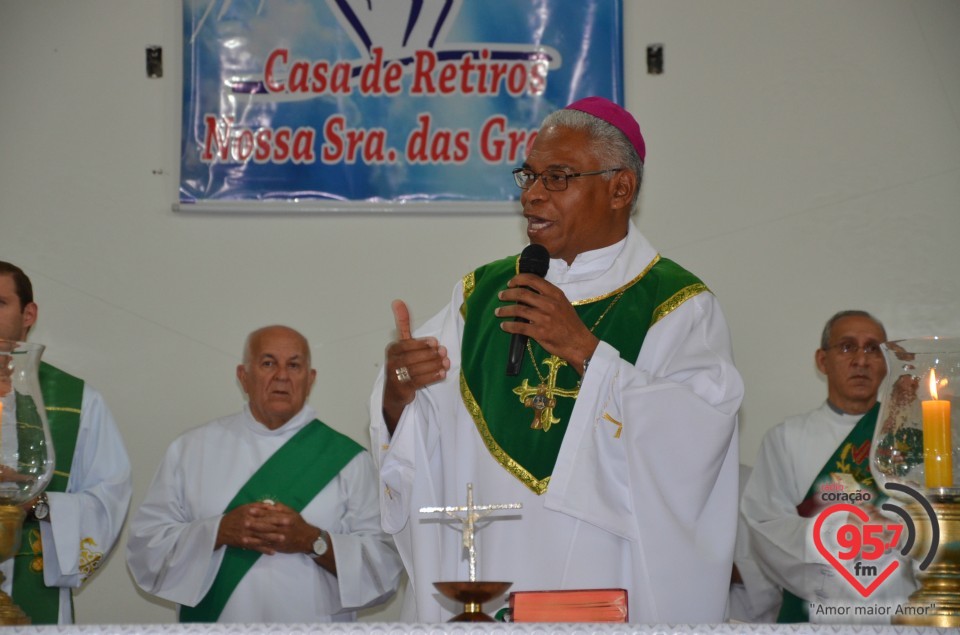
left=506, top=243, right=550, bottom=376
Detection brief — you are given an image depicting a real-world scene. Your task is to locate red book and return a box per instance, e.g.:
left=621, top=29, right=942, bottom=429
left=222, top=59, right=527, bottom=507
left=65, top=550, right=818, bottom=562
left=508, top=588, right=628, bottom=622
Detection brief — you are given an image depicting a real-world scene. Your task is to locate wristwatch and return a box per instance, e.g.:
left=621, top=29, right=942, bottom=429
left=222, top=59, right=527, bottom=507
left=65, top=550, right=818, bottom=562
left=30, top=493, right=50, bottom=522
left=311, top=530, right=329, bottom=557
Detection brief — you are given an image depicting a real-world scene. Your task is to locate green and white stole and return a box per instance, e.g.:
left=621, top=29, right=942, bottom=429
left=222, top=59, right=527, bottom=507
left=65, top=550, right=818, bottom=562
left=13, top=362, right=83, bottom=624
left=179, top=419, right=363, bottom=623
left=777, top=403, right=881, bottom=623
left=460, top=252, right=708, bottom=494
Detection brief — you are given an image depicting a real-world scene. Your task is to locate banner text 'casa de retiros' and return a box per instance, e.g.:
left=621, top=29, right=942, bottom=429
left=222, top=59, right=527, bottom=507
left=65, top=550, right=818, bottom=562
left=179, top=0, right=623, bottom=210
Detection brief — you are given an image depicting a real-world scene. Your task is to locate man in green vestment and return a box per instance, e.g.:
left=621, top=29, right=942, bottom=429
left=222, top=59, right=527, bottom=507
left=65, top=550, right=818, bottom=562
left=370, top=97, right=744, bottom=623
left=0, top=261, right=132, bottom=624
left=126, top=325, right=402, bottom=623
left=741, top=310, right=918, bottom=623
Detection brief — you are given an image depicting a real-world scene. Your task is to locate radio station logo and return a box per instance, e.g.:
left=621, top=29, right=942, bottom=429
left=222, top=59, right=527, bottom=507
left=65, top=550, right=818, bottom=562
left=813, top=481, right=937, bottom=598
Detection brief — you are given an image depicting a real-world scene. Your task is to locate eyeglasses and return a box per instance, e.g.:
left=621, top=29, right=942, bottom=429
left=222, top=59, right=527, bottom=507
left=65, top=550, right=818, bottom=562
left=825, top=342, right=883, bottom=357
left=512, top=167, right=623, bottom=191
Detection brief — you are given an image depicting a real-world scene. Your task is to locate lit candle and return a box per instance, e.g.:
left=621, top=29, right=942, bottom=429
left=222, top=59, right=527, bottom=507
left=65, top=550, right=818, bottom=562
left=922, top=369, right=953, bottom=489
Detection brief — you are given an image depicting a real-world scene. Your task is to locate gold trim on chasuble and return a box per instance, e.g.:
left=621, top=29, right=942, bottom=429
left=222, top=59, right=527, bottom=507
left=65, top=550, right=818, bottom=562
left=461, top=268, right=550, bottom=492
left=570, top=254, right=660, bottom=306
left=462, top=372, right=550, bottom=494
left=653, top=282, right=710, bottom=325
left=460, top=271, right=476, bottom=319
left=458, top=253, right=707, bottom=494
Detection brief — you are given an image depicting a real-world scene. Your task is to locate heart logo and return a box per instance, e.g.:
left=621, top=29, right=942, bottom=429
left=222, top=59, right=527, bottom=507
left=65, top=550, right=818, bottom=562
left=813, top=503, right=900, bottom=597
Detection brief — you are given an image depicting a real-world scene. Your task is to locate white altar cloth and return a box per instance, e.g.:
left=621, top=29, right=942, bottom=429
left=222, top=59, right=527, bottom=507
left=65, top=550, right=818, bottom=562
left=6, top=623, right=945, bottom=635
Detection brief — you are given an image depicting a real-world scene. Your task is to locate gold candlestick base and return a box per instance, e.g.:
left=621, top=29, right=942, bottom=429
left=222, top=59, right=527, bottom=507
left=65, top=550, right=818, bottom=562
left=894, top=495, right=960, bottom=627
left=434, top=581, right=511, bottom=622
left=0, top=505, right=30, bottom=625
left=0, top=583, right=30, bottom=625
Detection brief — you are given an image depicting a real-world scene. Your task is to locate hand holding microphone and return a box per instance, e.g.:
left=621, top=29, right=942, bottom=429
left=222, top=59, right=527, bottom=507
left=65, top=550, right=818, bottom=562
left=505, top=244, right=550, bottom=376
left=498, top=244, right=600, bottom=378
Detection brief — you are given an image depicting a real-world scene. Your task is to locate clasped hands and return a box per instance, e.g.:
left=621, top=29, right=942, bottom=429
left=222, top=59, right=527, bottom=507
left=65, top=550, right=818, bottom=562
left=382, top=272, right=599, bottom=433
left=216, top=500, right=315, bottom=556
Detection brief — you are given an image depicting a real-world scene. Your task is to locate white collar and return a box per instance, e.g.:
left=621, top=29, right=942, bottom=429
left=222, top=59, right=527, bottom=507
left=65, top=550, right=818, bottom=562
left=243, top=403, right=316, bottom=436
left=545, top=234, right=628, bottom=285
left=541, top=221, right=658, bottom=302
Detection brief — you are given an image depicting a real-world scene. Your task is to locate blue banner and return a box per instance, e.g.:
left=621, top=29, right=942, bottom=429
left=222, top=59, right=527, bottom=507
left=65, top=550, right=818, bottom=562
left=179, top=0, right=623, bottom=212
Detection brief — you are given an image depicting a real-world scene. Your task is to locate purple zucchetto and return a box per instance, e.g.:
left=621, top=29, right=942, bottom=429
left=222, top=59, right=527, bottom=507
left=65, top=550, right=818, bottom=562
left=564, top=96, right=646, bottom=163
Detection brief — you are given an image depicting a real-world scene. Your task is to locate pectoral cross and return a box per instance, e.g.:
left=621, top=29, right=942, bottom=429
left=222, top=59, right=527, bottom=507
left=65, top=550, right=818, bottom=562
left=419, top=483, right=522, bottom=582
left=512, top=355, right=579, bottom=431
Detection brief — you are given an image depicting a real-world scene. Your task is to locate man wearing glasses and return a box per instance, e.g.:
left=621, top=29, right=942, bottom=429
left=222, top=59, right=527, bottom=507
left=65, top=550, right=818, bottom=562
left=369, top=96, right=743, bottom=622
left=741, top=310, right=917, bottom=622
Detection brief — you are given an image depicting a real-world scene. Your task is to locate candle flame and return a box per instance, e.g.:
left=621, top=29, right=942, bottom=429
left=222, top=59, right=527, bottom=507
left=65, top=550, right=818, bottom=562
left=929, top=369, right=948, bottom=400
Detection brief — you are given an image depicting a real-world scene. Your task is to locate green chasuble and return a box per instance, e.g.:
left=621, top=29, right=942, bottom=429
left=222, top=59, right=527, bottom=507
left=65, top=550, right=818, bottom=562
left=179, top=419, right=363, bottom=623
left=460, top=252, right=708, bottom=494
left=13, top=362, right=84, bottom=624
left=777, top=403, right=881, bottom=623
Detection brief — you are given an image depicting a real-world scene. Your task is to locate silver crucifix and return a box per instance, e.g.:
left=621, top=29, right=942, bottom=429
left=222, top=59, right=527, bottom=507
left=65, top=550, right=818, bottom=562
left=419, top=483, right=522, bottom=582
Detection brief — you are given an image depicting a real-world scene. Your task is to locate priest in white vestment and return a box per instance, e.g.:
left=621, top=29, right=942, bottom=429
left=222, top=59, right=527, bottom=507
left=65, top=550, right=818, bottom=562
left=741, top=311, right=917, bottom=623
left=127, top=325, right=403, bottom=623
left=369, top=98, right=743, bottom=623
left=0, top=261, right=132, bottom=625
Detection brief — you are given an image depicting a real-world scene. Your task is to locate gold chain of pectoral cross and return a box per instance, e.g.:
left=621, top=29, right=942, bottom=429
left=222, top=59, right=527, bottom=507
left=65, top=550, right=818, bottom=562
left=512, top=290, right=626, bottom=431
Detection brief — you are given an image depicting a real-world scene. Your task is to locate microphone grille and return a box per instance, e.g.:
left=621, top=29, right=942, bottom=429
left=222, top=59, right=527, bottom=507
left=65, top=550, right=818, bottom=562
left=518, top=243, right=550, bottom=277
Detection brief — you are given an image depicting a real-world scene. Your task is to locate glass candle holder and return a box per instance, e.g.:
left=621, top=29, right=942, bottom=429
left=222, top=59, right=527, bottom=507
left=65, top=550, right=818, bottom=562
left=871, top=337, right=960, bottom=498
left=0, top=338, right=54, bottom=624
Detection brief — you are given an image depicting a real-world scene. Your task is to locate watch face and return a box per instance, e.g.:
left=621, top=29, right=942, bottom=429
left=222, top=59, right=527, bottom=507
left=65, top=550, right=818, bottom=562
left=312, top=534, right=328, bottom=557
left=34, top=500, right=50, bottom=521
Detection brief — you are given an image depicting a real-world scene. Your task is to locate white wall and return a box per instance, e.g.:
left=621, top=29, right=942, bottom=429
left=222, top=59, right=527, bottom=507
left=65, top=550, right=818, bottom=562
left=1, top=0, right=958, bottom=625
